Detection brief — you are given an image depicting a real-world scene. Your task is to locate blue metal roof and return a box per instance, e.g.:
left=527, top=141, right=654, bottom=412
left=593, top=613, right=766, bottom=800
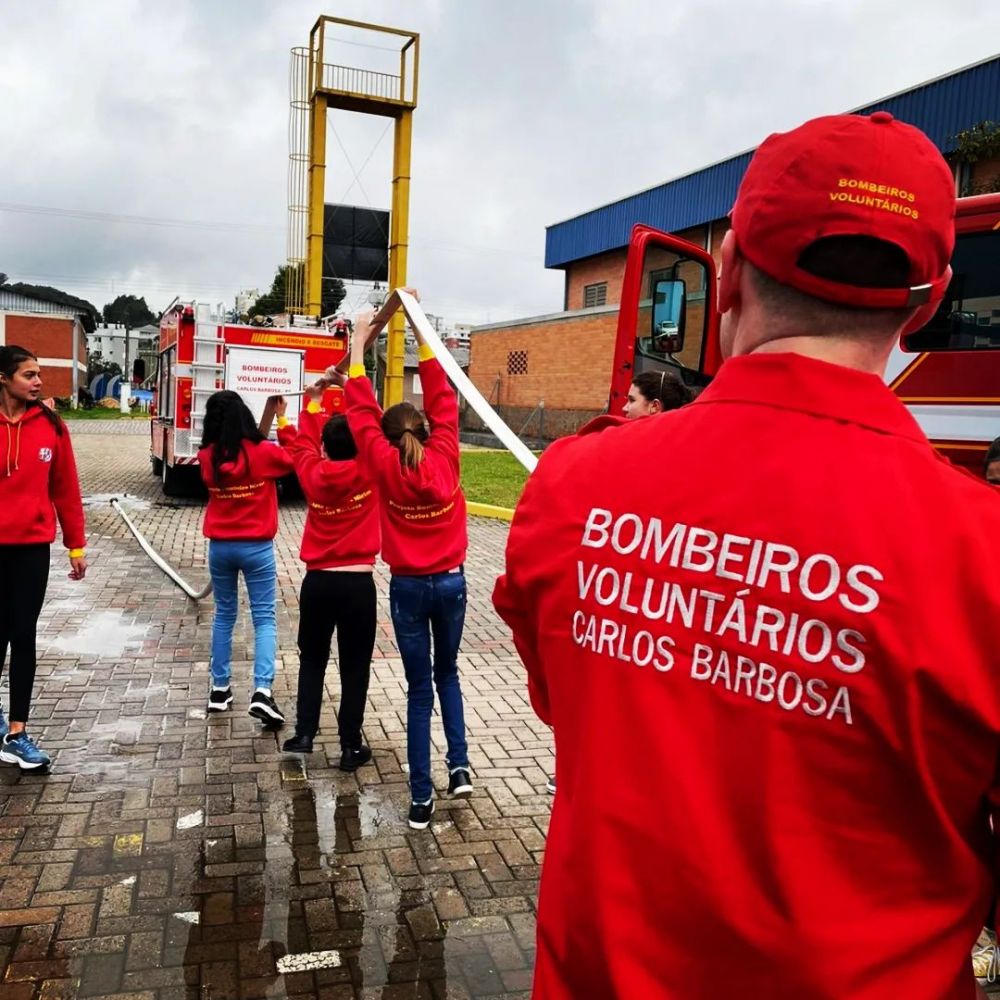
left=545, top=55, right=1000, bottom=269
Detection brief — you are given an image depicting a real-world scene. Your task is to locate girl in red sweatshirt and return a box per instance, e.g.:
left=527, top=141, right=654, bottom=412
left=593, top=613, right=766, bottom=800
left=0, top=345, right=86, bottom=771
left=198, top=390, right=293, bottom=726
left=275, top=390, right=380, bottom=770
left=344, top=309, right=473, bottom=830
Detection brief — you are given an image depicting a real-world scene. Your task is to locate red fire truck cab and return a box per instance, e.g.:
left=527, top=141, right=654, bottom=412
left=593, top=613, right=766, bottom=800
left=611, top=192, right=1000, bottom=476
left=150, top=302, right=349, bottom=495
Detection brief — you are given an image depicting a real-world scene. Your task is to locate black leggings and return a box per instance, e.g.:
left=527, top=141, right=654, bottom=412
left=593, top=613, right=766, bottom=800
left=296, top=570, right=377, bottom=748
left=0, top=544, right=50, bottom=723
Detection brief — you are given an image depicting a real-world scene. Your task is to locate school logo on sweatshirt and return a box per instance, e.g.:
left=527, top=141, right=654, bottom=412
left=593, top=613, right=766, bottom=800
left=38, top=448, right=52, bottom=463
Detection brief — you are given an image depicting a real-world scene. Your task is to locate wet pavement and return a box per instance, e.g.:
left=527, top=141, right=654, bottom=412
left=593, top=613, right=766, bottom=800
left=0, top=424, right=548, bottom=999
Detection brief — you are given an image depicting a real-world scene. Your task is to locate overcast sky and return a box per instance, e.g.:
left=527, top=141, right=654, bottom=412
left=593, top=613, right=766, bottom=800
left=1, top=1, right=998, bottom=325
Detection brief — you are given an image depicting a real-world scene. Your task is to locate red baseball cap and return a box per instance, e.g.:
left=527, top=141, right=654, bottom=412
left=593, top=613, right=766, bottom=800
left=731, top=111, right=956, bottom=308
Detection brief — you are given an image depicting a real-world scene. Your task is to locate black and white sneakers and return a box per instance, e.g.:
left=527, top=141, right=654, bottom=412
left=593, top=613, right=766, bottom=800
left=208, top=686, right=284, bottom=726
left=408, top=800, right=435, bottom=830
left=448, top=767, right=473, bottom=798
left=207, top=686, right=233, bottom=712
left=248, top=690, right=285, bottom=726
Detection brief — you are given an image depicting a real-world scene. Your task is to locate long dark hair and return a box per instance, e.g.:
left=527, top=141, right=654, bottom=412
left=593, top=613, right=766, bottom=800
left=200, top=390, right=264, bottom=480
left=0, top=344, right=63, bottom=436
left=381, top=402, right=428, bottom=470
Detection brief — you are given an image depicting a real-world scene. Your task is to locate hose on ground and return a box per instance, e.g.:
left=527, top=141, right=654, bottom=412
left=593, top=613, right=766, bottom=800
left=110, top=497, right=213, bottom=601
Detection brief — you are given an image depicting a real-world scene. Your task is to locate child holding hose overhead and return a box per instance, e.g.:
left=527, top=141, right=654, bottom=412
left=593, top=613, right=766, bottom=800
left=344, top=299, right=473, bottom=830
left=275, top=389, right=380, bottom=770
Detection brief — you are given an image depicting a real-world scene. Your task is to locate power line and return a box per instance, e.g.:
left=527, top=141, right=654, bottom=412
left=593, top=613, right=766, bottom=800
left=0, top=200, right=540, bottom=261
left=0, top=201, right=281, bottom=234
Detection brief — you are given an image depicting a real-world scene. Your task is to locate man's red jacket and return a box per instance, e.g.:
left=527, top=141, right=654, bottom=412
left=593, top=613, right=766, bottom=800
left=494, top=352, right=1000, bottom=999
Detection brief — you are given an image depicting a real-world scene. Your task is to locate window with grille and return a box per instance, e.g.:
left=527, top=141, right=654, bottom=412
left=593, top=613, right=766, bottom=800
left=583, top=282, right=607, bottom=308
left=507, top=350, right=528, bottom=375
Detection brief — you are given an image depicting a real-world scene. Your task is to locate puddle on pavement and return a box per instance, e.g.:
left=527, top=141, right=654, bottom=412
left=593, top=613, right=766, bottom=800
left=49, top=610, right=149, bottom=657
left=359, top=783, right=404, bottom=836
left=82, top=492, right=152, bottom=511
left=54, top=717, right=154, bottom=788
left=168, top=776, right=478, bottom=996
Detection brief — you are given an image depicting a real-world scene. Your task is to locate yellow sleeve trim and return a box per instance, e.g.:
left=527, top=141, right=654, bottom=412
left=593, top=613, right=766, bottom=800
left=348, top=364, right=367, bottom=379
left=306, top=401, right=323, bottom=414
left=276, top=416, right=290, bottom=428
left=68, top=548, right=85, bottom=559
left=418, top=344, right=435, bottom=362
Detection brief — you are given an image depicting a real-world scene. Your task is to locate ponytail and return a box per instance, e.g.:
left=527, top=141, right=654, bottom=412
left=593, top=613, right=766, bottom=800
left=397, top=429, right=426, bottom=470
left=381, top=402, right=429, bottom=471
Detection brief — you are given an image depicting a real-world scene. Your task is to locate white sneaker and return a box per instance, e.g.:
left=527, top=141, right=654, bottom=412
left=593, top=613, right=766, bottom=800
left=973, top=929, right=999, bottom=985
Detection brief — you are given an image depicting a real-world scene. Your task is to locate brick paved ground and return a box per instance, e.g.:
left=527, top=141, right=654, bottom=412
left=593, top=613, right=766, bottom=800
left=0, top=424, right=550, bottom=999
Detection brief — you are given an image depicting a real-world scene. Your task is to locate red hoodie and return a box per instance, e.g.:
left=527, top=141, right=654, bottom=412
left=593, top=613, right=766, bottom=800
left=494, top=352, right=1000, bottom=1000
left=198, top=439, right=294, bottom=541
left=345, top=355, right=467, bottom=576
left=0, top=406, right=86, bottom=549
left=277, top=409, right=380, bottom=570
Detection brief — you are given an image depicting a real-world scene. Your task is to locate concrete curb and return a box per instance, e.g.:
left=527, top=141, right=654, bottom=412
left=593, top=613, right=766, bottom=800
left=467, top=502, right=515, bottom=523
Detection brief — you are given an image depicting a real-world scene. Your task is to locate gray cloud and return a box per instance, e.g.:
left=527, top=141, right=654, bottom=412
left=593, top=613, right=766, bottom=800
left=1, top=0, right=997, bottom=323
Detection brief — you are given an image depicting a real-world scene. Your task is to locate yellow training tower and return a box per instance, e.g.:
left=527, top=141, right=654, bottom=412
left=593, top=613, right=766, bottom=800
left=288, top=16, right=419, bottom=406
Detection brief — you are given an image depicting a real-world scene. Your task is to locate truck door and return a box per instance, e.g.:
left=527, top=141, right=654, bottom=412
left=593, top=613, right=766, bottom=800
left=608, top=225, right=720, bottom=412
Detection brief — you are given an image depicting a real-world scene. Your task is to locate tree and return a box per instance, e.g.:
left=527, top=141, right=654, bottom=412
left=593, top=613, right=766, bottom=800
left=102, top=294, right=157, bottom=328
left=247, top=264, right=346, bottom=319
left=86, top=351, right=122, bottom=383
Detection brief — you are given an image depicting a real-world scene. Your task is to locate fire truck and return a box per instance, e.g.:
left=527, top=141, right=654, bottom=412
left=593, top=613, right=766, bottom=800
left=150, top=302, right=348, bottom=495
left=611, top=191, right=1000, bottom=475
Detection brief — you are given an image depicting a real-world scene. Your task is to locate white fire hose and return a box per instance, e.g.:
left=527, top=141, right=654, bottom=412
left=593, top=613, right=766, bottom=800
left=397, top=289, right=538, bottom=474
left=110, top=497, right=213, bottom=601
left=334, top=290, right=538, bottom=472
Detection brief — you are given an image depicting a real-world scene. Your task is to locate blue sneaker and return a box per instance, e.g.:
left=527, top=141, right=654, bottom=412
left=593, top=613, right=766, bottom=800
left=0, top=732, right=51, bottom=770
left=0, top=707, right=7, bottom=739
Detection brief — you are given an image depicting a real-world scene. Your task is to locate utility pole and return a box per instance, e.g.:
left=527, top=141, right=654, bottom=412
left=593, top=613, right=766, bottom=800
left=119, top=321, right=131, bottom=414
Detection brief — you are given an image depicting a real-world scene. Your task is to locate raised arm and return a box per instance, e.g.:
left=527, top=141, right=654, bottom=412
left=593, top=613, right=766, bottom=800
left=344, top=312, right=398, bottom=475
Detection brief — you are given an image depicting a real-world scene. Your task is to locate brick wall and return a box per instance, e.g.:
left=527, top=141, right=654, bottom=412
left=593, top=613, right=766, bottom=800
left=469, top=308, right=619, bottom=416
left=3, top=314, right=84, bottom=398
left=565, top=249, right=628, bottom=310
left=970, top=156, right=1000, bottom=193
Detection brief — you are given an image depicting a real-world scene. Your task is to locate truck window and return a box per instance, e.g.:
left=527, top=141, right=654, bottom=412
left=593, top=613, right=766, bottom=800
left=904, top=229, right=1000, bottom=351
left=634, top=248, right=711, bottom=385
left=157, top=347, right=175, bottom=420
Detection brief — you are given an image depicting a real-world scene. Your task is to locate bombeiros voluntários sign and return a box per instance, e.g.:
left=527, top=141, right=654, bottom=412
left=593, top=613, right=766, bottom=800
left=225, top=345, right=305, bottom=429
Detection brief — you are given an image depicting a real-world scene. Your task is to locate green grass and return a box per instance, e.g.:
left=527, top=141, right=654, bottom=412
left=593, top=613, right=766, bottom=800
left=460, top=450, right=532, bottom=509
left=57, top=407, right=149, bottom=420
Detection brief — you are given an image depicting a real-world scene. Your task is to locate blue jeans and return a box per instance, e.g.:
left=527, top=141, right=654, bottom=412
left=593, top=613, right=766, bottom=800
left=390, top=570, right=469, bottom=802
left=208, top=540, right=277, bottom=691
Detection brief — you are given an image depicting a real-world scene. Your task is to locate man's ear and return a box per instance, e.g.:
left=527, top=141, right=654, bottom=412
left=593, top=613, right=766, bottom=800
left=719, top=230, right=743, bottom=315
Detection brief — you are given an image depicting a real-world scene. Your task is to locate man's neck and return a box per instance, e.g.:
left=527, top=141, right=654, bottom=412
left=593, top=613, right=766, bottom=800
left=748, top=336, right=889, bottom=378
